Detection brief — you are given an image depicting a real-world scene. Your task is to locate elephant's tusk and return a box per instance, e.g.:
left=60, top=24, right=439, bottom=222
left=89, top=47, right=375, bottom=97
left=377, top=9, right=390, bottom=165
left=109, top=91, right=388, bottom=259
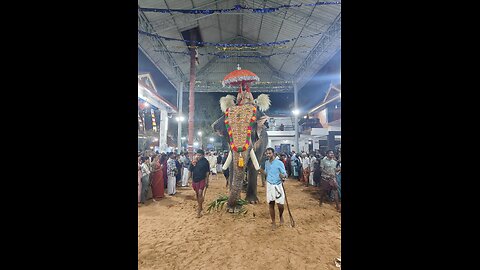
left=250, top=149, right=261, bottom=171
left=222, top=150, right=233, bottom=170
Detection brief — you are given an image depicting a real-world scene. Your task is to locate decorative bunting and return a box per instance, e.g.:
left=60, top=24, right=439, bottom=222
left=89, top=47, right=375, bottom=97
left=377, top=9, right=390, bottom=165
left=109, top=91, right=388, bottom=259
left=139, top=29, right=324, bottom=47
left=215, top=45, right=296, bottom=51
left=139, top=2, right=341, bottom=15
left=154, top=49, right=310, bottom=59
left=169, top=44, right=308, bottom=50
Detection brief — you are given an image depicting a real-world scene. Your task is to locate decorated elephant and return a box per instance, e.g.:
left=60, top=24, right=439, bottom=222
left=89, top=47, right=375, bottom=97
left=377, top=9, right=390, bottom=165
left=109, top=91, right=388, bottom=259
left=212, top=90, right=270, bottom=211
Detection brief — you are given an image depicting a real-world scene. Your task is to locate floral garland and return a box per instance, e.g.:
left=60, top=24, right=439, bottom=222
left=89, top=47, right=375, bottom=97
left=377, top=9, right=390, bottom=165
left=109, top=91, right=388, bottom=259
left=225, top=106, right=257, bottom=152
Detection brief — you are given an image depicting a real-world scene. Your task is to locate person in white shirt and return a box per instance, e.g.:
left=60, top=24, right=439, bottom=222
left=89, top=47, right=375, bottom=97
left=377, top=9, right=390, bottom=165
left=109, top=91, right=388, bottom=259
left=166, top=152, right=178, bottom=195
left=207, top=152, right=217, bottom=177
left=178, top=153, right=186, bottom=166
left=297, top=154, right=303, bottom=180
left=180, top=153, right=191, bottom=187
left=301, top=153, right=310, bottom=186
left=309, top=154, right=316, bottom=186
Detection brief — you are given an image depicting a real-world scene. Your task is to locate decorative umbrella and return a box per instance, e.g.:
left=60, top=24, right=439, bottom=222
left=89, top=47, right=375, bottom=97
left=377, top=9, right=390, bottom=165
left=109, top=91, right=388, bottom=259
left=222, top=64, right=259, bottom=105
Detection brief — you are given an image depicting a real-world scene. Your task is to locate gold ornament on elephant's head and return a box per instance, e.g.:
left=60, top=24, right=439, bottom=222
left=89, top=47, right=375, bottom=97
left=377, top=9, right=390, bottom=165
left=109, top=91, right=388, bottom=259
left=225, top=104, right=256, bottom=153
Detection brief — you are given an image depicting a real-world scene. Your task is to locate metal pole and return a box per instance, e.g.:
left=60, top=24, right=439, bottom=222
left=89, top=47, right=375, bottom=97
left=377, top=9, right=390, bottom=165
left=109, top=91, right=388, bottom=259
left=177, top=82, right=183, bottom=154
left=294, top=83, right=299, bottom=153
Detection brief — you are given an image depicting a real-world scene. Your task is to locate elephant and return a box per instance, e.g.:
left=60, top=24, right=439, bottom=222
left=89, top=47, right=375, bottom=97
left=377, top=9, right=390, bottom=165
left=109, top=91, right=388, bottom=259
left=211, top=91, right=271, bottom=212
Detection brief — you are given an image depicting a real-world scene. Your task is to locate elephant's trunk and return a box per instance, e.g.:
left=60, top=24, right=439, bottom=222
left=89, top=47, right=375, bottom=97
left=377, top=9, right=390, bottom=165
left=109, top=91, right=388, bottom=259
left=227, top=150, right=251, bottom=208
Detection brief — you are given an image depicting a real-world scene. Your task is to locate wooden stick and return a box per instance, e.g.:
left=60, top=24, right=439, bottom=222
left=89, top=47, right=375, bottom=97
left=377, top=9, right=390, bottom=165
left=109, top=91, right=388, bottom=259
left=281, top=181, right=295, bottom=228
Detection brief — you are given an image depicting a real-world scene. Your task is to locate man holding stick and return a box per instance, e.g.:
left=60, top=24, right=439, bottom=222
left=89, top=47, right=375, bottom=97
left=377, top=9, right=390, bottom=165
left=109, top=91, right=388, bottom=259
left=260, top=147, right=288, bottom=230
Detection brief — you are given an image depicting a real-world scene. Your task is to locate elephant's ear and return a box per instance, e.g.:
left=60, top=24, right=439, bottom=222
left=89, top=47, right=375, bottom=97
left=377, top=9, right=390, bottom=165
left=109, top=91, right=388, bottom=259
left=220, top=95, right=236, bottom=113
left=251, top=110, right=267, bottom=142
left=211, top=115, right=227, bottom=137
left=257, top=115, right=270, bottom=130
left=254, top=94, right=271, bottom=112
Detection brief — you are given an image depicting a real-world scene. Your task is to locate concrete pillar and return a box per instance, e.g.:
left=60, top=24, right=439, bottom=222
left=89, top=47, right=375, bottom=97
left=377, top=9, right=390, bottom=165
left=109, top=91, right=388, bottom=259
left=159, top=110, right=168, bottom=151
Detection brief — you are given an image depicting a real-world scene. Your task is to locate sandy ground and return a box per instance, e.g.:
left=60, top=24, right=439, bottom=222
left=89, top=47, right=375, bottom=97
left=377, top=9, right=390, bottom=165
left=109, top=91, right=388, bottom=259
left=138, top=174, right=341, bottom=270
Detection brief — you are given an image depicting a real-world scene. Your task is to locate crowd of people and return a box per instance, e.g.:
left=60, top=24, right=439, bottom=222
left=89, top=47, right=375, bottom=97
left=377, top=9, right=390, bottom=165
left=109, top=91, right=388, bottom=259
left=259, top=147, right=341, bottom=230
left=137, top=150, right=227, bottom=207
left=138, top=147, right=341, bottom=216
left=261, top=149, right=342, bottom=212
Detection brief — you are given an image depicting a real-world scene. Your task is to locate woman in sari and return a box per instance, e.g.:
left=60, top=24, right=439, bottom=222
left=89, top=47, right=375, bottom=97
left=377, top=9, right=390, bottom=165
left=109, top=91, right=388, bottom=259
left=151, top=155, right=164, bottom=201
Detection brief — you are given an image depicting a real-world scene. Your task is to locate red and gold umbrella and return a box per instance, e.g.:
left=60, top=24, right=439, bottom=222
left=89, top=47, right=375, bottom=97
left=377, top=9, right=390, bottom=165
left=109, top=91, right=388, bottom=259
left=222, top=64, right=259, bottom=87
left=222, top=64, right=259, bottom=105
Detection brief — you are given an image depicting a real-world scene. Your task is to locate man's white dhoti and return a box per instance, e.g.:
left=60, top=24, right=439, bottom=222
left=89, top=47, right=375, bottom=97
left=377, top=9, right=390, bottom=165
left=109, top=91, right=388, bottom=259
left=266, top=182, right=285, bottom=204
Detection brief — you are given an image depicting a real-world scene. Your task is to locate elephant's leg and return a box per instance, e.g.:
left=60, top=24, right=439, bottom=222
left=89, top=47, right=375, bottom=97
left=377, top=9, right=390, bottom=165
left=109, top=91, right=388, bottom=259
left=227, top=163, right=243, bottom=211
left=242, top=169, right=248, bottom=193
left=245, top=161, right=259, bottom=204
left=228, top=162, right=233, bottom=190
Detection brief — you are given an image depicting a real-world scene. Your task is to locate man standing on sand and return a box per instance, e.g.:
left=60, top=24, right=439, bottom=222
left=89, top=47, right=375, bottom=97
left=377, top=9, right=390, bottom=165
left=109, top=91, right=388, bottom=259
left=261, top=147, right=287, bottom=230
left=166, top=152, right=178, bottom=196
left=319, top=150, right=341, bottom=212
left=301, top=153, right=310, bottom=186
left=188, top=149, right=210, bottom=218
